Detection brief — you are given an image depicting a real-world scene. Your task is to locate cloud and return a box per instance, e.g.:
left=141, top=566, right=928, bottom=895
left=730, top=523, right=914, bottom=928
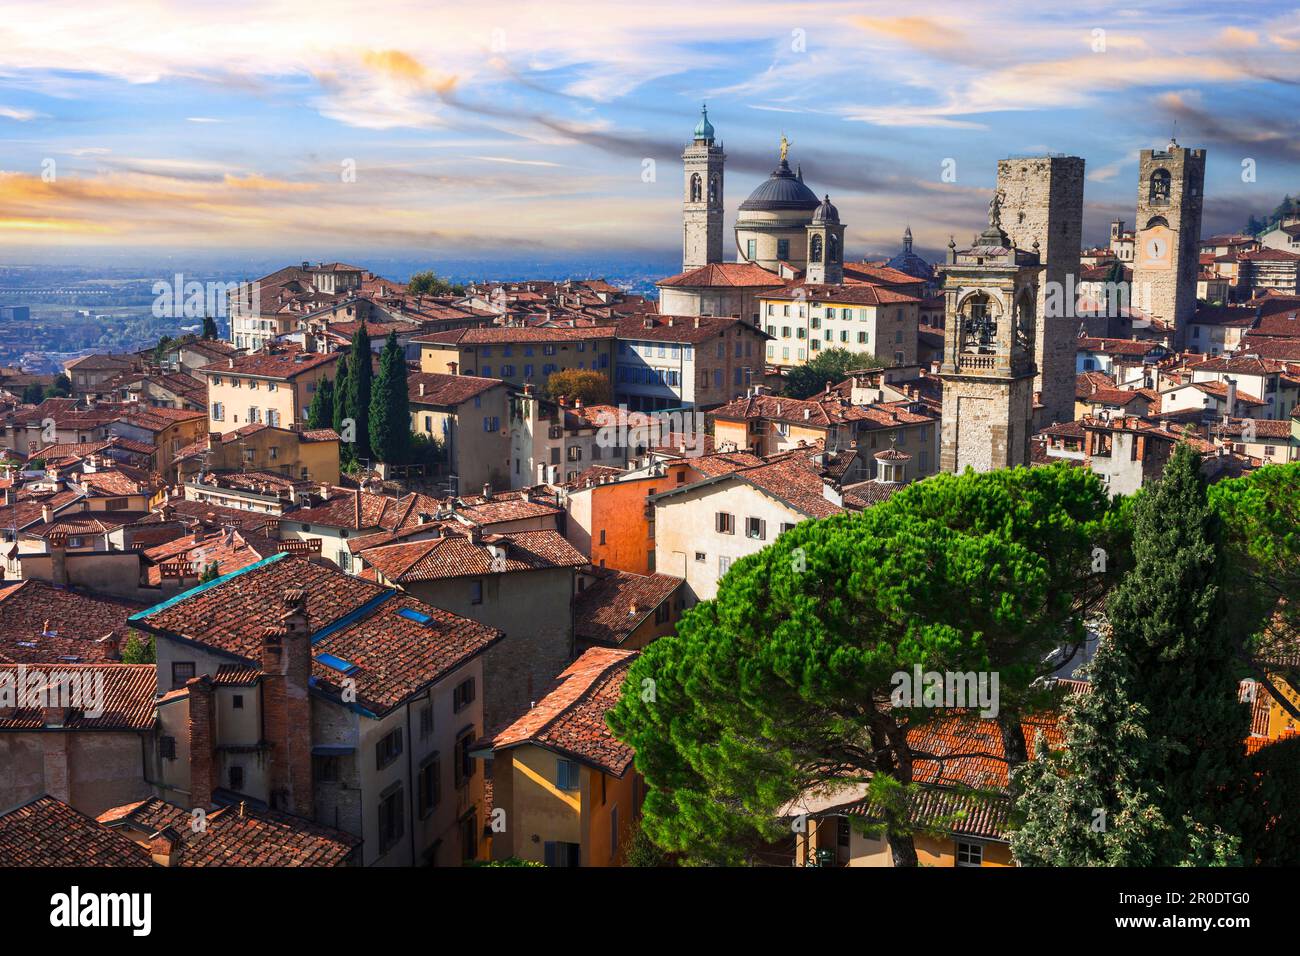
left=0, top=106, right=39, bottom=121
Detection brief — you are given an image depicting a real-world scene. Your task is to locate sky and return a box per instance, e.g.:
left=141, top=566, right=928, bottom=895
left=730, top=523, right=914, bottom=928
left=1, top=0, right=1299, bottom=273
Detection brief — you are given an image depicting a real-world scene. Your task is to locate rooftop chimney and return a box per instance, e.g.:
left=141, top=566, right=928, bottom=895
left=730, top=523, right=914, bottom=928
left=418, top=382, right=425, bottom=397
left=261, top=589, right=313, bottom=817
left=149, top=827, right=183, bottom=867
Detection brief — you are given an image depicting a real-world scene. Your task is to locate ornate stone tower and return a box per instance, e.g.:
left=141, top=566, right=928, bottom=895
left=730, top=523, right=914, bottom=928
left=996, top=155, right=1085, bottom=427
left=805, top=195, right=844, bottom=284
left=1131, top=139, right=1205, bottom=347
left=682, top=105, right=725, bottom=271
left=937, top=193, right=1043, bottom=474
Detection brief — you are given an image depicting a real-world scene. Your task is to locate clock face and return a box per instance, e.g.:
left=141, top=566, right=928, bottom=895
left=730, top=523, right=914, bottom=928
left=1139, top=224, right=1173, bottom=270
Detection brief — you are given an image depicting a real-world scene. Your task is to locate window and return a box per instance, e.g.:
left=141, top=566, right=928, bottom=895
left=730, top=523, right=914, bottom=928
left=158, top=736, right=177, bottom=760
left=654, top=602, right=670, bottom=625
left=745, top=517, right=766, bottom=540
left=461, top=812, right=478, bottom=860
left=378, top=785, right=404, bottom=853
left=453, top=677, right=476, bottom=712
left=956, top=841, right=983, bottom=866
left=229, top=765, right=244, bottom=791
left=454, top=728, right=475, bottom=787
left=746, top=238, right=757, bottom=261
left=610, top=805, right=620, bottom=859
left=314, top=754, right=340, bottom=783
left=780, top=522, right=796, bottom=535
left=211, top=402, right=225, bottom=421
left=777, top=239, right=790, bottom=261
left=719, top=555, right=733, bottom=576
left=419, top=705, right=433, bottom=739
left=599, top=529, right=606, bottom=545
left=470, top=579, right=483, bottom=605
left=232, top=694, right=244, bottom=710
left=544, top=841, right=581, bottom=867
left=556, top=758, right=581, bottom=791
left=171, top=661, right=195, bottom=690
left=715, top=511, right=735, bottom=534
left=376, top=727, right=404, bottom=770
left=694, top=551, right=706, bottom=562
left=418, top=755, right=441, bottom=818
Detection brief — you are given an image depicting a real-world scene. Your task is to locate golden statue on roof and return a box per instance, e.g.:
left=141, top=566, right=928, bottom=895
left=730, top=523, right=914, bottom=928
left=779, top=134, right=790, bottom=163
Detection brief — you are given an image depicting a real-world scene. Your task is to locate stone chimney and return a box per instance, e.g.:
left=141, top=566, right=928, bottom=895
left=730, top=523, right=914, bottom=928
left=482, top=482, right=492, bottom=500
left=468, top=525, right=482, bottom=545
left=41, top=504, right=53, bottom=525
left=47, top=532, right=68, bottom=587
left=447, top=361, right=458, bottom=376
left=149, top=827, right=183, bottom=866
left=187, top=674, right=216, bottom=809
left=418, top=381, right=426, bottom=397
left=260, top=589, right=313, bottom=817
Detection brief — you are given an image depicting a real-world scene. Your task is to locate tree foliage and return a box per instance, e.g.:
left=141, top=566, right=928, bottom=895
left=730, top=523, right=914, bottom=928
left=608, top=464, right=1120, bottom=865
left=783, top=347, right=883, bottom=400
left=120, top=631, right=156, bottom=665
left=307, top=376, right=334, bottom=430
left=346, top=325, right=373, bottom=462
left=369, top=331, right=411, bottom=465
left=545, top=368, right=611, bottom=406
left=407, top=270, right=466, bottom=297
left=1012, top=445, right=1251, bottom=865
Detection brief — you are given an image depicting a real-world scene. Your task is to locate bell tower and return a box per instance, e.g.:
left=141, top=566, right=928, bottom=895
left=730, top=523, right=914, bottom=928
left=805, top=195, right=844, bottom=284
left=682, top=105, right=725, bottom=271
left=1132, top=139, right=1205, bottom=347
left=937, top=192, right=1043, bottom=474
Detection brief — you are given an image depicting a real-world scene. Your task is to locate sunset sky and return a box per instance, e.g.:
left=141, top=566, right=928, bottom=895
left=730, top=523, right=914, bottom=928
left=2, top=0, right=1299, bottom=268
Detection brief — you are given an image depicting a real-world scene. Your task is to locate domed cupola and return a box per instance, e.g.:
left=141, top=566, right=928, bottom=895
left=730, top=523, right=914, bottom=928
left=885, top=225, right=935, bottom=284
left=738, top=158, right=821, bottom=213
left=693, top=104, right=715, bottom=143
left=812, top=194, right=839, bottom=224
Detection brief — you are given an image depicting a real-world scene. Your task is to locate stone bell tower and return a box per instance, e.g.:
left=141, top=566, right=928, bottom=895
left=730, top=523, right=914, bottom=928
left=937, top=191, right=1044, bottom=474
left=1131, top=139, right=1205, bottom=347
left=682, top=104, right=725, bottom=271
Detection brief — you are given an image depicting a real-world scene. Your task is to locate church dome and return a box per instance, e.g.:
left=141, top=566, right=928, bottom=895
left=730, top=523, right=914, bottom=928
left=885, top=226, right=934, bottom=281
left=738, top=159, right=821, bottom=212
left=693, top=105, right=715, bottom=142
left=812, top=194, right=839, bottom=224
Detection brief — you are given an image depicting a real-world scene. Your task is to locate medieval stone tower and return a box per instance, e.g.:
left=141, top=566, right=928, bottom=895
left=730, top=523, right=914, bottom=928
left=937, top=195, right=1043, bottom=474
left=996, top=155, right=1084, bottom=427
left=1131, top=140, right=1205, bottom=347
left=682, top=105, right=725, bottom=271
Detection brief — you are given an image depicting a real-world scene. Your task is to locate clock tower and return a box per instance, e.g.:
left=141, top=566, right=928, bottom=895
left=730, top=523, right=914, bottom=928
left=1132, top=140, right=1205, bottom=347
left=937, top=192, right=1043, bottom=474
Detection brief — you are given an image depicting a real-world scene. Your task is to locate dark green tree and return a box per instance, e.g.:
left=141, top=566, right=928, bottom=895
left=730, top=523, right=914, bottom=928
left=21, top=382, right=44, bottom=404
left=608, top=464, right=1120, bottom=865
left=407, top=269, right=466, bottom=297
left=1011, top=444, right=1251, bottom=865
left=307, top=377, right=334, bottom=430
left=332, top=354, right=352, bottom=466
left=783, top=347, right=883, bottom=400
left=46, top=374, right=72, bottom=398
left=202, top=315, right=219, bottom=339
left=120, top=631, right=156, bottom=664
left=369, top=331, right=411, bottom=465
left=346, top=324, right=373, bottom=463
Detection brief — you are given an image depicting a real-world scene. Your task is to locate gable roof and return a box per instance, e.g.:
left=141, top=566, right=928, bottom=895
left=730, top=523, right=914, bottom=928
left=574, top=570, right=683, bottom=646
left=0, top=581, right=142, bottom=664
left=0, top=795, right=149, bottom=867
left=486, top=647, right=637, bottom=776
left=0, top=663, right=156, bottom=730
left=361, top=529, right=585, bottom=583
left=656, top=262, right=788, bottom=289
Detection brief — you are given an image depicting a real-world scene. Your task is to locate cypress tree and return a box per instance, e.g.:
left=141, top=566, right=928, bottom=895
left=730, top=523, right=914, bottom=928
left=1012, top=444, right=1251, bottom=865
left=369, top=331, right=410, bottom=466
left=332, top=353, right=351, bottom=464
left=346, top=323, right=373, bottom=463
left=307, top=377, right=334, bottom=430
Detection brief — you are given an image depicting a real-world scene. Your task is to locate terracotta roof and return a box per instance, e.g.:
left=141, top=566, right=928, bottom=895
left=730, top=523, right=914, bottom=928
left=1192, top=355, right=1291, bottom=375
left=763, top=282, right=920, bottom=305
left=574, top=570, right=683, bottom=646
left=0, top=663, right=156, bottom=730
left=1077, top=337, right=1166, bottom=356
left=1215, top=418, right=1293, bottom=440
left=132, top=554, right=502, bottom=716
left=99, top=797, right=359, bottom=866
left=487, top=647, right=637, bottom=776
left=657, top=262, right=788, bottom=289
left=413, top=326, right=614, bottom=346
left=202, top=345, right=339, bottom=380
left=361, top=529, right=585, bottom=583
left=710, top=393, right=933, bottom=431
left=286, top=488, right=445, bottom=532
left=615, top=313, right=768, bottom=344
left=0, top=796, right=149, bottom=867
left=408, top=371, right=506, bottom=406
left=142, top=528, right=276, bottom=586
left=0, top=580, right=142, bottom=663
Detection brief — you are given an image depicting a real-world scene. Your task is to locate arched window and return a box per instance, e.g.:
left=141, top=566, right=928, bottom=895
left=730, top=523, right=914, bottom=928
left=828, top=234, right=840, bottom=263
left=708, top=174, right=719, bottom=204
left=1149, top=168, right=1171, bottom=203
left=960, top=293, right=997, bottom=354
left=810, top=234, right=823, bottom=263
left=1145, top=215, right=1169, bottom=230
left=690, top=173, right=702, bottom=203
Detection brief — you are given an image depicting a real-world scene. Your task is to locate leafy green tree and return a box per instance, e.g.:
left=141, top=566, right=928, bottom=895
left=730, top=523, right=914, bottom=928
left=120, top=631, right=155, bottom=664
left=1012, top=445, right=1251, bottom=865
left=544, top=368, right=611, bottom=405
left=783, top=347, right=883, bottom=400
left=46, top=374, right=72, bottom=398
left=407, top=270, right=466, bottom=297
left=307, top=377, right=334, bottom=430
left=202, top=315, right=219, bottom=339
left=608, top=464, right=1120, bottom=865
left=346, top=324, right=373, bottom=463
left=21, top=382, right=44, bottom=404
left=198, top=561, right=221, bottom=583
left=369, top=331, right=411, bottom=465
